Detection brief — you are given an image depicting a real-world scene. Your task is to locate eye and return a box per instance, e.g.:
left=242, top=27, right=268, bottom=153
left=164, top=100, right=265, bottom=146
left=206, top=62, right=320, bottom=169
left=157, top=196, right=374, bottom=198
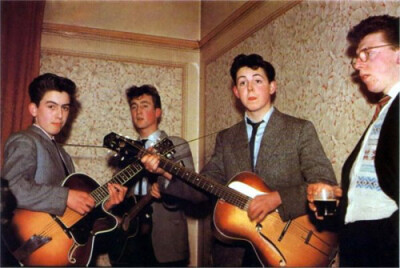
left=62, top=106, right=70, bottom=112
left=238, top=80, right=246, bottom=87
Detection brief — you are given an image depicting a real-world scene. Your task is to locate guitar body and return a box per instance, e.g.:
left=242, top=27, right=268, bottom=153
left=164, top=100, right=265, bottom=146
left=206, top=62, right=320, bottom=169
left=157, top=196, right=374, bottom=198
left=213, top=172, right=338, bottom=267
left=108, top=194, right=154, bottom=266
left=5, top=173, right=118, bottom=266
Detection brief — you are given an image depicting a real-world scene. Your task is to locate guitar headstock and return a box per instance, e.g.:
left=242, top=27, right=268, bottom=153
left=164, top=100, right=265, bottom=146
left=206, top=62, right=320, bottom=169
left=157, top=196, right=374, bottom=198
left=103, top=132, right=176, bottom=160
left=103, top=132, right=140, bottom=157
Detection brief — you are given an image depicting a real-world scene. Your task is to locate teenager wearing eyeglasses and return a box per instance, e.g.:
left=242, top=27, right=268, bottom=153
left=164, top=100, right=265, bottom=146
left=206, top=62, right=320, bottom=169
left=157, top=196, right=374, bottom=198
left=307, top=15, right=399, bottom=267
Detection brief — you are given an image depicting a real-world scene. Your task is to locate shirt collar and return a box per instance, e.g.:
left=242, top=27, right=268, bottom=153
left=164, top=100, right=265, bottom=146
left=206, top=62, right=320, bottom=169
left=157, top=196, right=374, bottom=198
left=245, top=106, right=275, bottom=125
left=386, top=81, right=400, bottom=99
left=33, top=124, right=54, bottom=140
left=139, top=129, right=161, bottom=147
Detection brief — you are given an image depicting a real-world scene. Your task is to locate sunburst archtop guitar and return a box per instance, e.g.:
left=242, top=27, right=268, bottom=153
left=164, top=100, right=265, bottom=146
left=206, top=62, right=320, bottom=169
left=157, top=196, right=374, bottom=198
left=104, top=134, right=338, bottom=267
left=3, top=134, right=174, bottom=266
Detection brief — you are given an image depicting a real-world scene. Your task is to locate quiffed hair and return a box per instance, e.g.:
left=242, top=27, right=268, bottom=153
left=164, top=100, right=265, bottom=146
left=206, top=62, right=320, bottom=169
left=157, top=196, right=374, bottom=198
left=347, top=15, right=399, bottom=47
left=230, top=54, right=276, bottom=85
left=125, top=84, right=161, bottom=109
left=29, top=73, right=76, bottom=106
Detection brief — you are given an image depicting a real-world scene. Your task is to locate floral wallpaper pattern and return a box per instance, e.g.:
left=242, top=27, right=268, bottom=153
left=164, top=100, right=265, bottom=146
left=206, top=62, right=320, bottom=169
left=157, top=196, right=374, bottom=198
left=204, top=0, right=400, bottom=181
left=41, top=51, right=184, bottom=184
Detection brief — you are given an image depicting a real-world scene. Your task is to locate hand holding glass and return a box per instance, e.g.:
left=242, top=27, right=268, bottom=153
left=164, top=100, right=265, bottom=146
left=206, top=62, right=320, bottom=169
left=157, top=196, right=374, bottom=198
left=313, top=187, right=336, bottom=217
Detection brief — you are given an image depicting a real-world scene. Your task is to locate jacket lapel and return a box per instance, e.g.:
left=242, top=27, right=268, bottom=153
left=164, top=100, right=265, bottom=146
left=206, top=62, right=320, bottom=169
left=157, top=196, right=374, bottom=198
left=256, top=109, right=286, bottom=170
left=29, top=126, right=68, bottom=175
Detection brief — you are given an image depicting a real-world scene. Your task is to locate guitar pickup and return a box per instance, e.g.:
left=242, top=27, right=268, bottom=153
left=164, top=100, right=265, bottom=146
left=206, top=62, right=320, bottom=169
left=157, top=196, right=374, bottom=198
left=12, top=235, right=52, bottom=262
left=278, top=219, right=292, bottom=242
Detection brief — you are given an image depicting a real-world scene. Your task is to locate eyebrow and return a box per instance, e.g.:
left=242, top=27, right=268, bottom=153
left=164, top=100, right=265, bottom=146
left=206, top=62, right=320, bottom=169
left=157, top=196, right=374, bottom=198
left=237, top=73, right=265, bottom=80
left=130, top=100, right=152, bottom=106
left=44, top=100, right=70, bottom=106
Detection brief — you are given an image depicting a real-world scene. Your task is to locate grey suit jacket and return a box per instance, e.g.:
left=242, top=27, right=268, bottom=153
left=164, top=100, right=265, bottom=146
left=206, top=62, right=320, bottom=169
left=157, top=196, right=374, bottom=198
left=150, top=131, right=207, bottom=263
left=2, top=125, right=74, bottom=216
left=201, top=108, right=337, bottom=221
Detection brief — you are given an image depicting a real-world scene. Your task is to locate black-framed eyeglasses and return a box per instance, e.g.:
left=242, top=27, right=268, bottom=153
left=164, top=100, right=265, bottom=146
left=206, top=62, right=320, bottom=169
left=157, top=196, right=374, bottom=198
left=351, top=44, right=393, bottom=68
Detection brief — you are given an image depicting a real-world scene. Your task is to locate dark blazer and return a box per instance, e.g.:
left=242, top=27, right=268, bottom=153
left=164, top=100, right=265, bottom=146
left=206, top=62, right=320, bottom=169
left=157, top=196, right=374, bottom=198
left=2, top=125, right=74, bottom=216
left=150, top=132, right=207, bottom=263
left=201, top=108, right=337, bottom=222
left=339, top=95, right=399, bottom=223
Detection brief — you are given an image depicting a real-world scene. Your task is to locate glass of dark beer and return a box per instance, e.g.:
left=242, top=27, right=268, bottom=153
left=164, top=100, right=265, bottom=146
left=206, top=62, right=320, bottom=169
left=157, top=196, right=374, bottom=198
left=313, top=187, right=336, bottom=217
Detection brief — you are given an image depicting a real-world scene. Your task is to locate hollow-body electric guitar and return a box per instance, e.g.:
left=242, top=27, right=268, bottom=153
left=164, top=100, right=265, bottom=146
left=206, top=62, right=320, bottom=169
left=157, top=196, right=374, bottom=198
left=104, top=134, right=338, bottom=267
left=108, top=193, right=154, bottom=265
left=4, top=134, right=174, bottom=266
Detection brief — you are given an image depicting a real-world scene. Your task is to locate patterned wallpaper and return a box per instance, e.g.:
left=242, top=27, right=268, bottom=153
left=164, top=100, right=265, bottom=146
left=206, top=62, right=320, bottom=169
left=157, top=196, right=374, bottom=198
left=40, top=51, right=184, bottom=184
left=204, top=0, right=400, bottom=182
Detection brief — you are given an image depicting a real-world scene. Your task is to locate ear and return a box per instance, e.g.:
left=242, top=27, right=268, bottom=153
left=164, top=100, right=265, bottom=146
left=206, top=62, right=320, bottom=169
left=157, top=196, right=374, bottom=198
left=232, top=86, right=240, bottom=99
left=396, top=49, right=400, bottom=65
left=269, top=81, right=277, bottom=95
left=28, top=103, right=38, bottom=117
left=155, top=108, right=162, bottom=119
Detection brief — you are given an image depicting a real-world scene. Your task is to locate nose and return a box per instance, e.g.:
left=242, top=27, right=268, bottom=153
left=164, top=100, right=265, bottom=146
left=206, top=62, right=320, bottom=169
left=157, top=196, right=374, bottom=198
left=56, top=107, right=63, bottom=119
left=352, top=58, right=365, bottom=70
left=248, top=81, right=254, bottom=91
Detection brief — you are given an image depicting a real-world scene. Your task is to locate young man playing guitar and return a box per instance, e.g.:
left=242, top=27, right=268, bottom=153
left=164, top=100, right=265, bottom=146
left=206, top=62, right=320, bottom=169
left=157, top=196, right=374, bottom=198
left=110, top=85, right=206, bottom=266
left=2, top=73, right=127, bottom=265
left=142, top=54, right=338, bottom=266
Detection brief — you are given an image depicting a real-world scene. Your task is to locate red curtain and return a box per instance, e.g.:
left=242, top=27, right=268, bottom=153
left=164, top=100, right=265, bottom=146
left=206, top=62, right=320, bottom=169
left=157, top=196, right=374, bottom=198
left=1, top=1, right=45, bottom=165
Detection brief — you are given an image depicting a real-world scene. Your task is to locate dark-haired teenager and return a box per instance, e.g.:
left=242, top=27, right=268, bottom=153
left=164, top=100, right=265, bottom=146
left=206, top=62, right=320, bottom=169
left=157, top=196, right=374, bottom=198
left=2, top=73, right=126, bottom=217
left=142, top=54, right=337, bottom=266
left=110, top=85, right=206, bottom=267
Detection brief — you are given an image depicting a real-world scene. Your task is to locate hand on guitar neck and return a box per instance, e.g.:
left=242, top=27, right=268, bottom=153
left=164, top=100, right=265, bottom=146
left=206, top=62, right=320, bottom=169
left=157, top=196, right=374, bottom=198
left=106, top=134, right=338, bottom=267
left=67, top=183, right=127, bottom=215
left=141, top=153, right=282, bottom=223
left=141, top=149, right=173, bottom=180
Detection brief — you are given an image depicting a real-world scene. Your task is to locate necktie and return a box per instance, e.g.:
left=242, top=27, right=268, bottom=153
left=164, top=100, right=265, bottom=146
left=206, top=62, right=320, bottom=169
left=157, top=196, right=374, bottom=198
left=138, top=139, right=148, bottom=195
left=372, top=95, right=391, bottom=122
left=247, top=118, right=264, bottom=171
left=52, top=139, right=69, bottom=176
left=140, top=139, right=148, bottom=148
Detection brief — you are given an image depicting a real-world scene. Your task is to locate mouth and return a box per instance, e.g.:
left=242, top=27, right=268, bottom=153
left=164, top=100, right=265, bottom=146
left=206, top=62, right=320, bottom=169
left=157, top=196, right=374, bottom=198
left=248, top=96, right=257, bottom=101
left=360, top=73, right=370, bottom=81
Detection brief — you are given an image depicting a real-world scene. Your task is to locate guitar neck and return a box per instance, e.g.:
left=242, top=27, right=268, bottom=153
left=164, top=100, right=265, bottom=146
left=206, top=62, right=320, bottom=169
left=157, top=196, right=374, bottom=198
left=158, top=157, right=250, bottom=210
left=125, top=193, right=153, bottom=223
left=91, top=161, right=144, bottom=206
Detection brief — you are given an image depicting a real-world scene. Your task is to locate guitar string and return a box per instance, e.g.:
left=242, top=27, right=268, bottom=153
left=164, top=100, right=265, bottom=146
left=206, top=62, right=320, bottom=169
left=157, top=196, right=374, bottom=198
left=157, top=155, right=330, bottom=250
left=61, top=136, right=332, bottom=251
left=63, top=128, right=223, bottom=150
left=38, top=142, right=168, bottom=239
left=137, top=142, right=325, bottom=247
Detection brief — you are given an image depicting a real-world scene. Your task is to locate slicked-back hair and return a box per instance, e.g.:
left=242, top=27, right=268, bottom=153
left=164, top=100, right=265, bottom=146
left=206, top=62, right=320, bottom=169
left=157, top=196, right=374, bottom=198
left=125, top=84, right=162, bottom=109
left=347, top=15, right=399, bottom=48
left=29, top=73, right=76, bottom=106
left=230, top=54, right=276, bottom=85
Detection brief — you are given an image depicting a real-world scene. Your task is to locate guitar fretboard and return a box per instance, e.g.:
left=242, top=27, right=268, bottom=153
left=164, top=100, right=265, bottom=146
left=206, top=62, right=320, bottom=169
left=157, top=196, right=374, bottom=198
left=91, top=161, right=143, bottom=206
left=158, top=157, right=251, bottom=210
